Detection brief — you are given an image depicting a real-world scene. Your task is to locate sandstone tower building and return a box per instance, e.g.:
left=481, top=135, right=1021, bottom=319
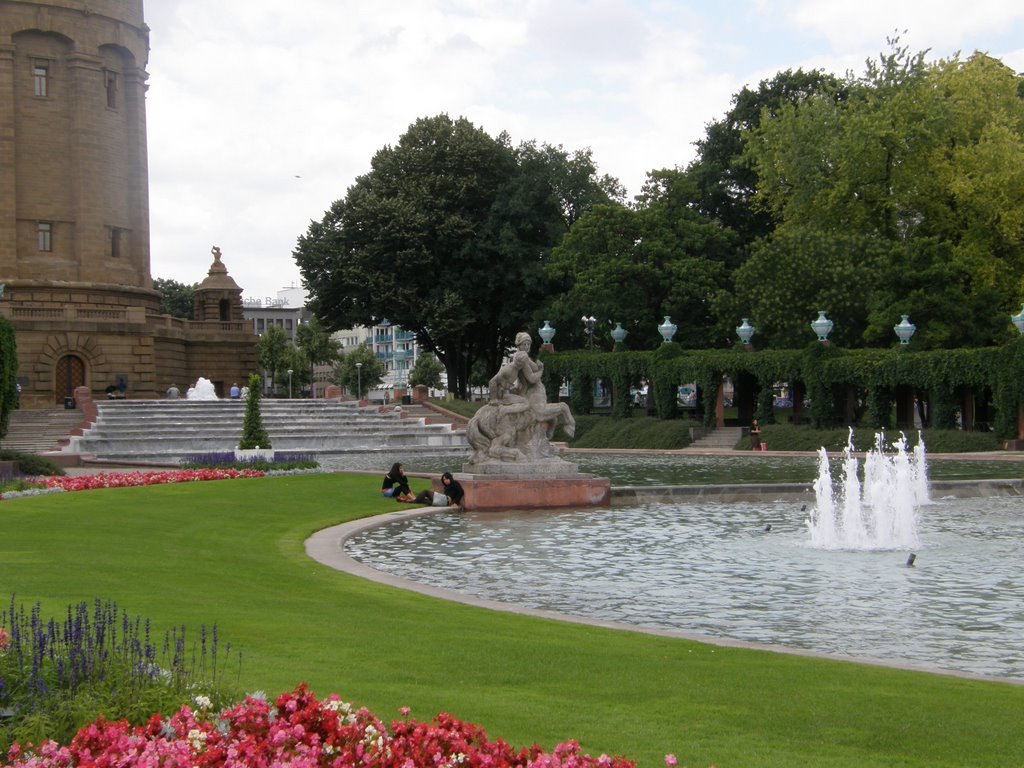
left=0, top=0, right=256, bottom=408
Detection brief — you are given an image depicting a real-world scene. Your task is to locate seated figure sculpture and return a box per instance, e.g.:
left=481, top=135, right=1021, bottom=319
left=466, top=332, right=575, bottom=466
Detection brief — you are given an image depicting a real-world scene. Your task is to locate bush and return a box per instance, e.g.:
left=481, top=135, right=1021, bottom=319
left=736, top=424, right=1004, bottom=453
left=0, top=451, right=65, bottom=477
left=238, top=373, right=271, bottom=450
left=0, top=596, right=242, bottom=754
left=563, top=415, right=696, bottom=450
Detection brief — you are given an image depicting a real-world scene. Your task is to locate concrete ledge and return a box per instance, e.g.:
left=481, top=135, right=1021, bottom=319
left=610, top=478, right=1024, bottom=504
left=458, top=474, right=610, bottom=510
left=613, top=482, right=814, bottom=504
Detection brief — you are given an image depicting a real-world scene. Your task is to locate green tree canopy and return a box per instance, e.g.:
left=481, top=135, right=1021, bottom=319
left=407, top=353, right=445, bottom=390
left=294, top=114, right=619, bottom=398
left=256, top=326, right=289, bottom=393
left=688, top=68, right=845, bottom=244
left=295, top=317, right=340, bottom=369
left=542, top=169, right=737, bottom=350
left=333, top=344, right=384, bottom=400
left=153, top=278, right=196, bottom=320
left=742, top=42, right=1024, bottom=348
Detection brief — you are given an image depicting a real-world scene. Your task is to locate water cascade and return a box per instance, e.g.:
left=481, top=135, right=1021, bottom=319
left=186, top=377, right=218, bottom=401
left=806, top=430, right=927, bottom=550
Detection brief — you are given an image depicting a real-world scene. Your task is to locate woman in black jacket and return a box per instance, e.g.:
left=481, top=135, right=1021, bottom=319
left=381, top=462, right=413, bottom=501
left=413, top=471, right=465, bottom=507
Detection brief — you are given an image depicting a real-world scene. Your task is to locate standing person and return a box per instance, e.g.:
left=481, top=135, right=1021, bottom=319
left=229, top=382, right=240, bottom=399
left=750, top=419, right=762, bottom=451
left=413, top=471, right=465, bottom=507
left=381, top=462, right=414, bottom=501
left=166, top=383, right=180, bottom=399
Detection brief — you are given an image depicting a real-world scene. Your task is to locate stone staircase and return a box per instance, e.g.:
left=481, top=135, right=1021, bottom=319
left=2, top=408, right=86, bottom=453
left=383, top=401, right=469, bottom=429
left=61, top=399, right=468, bottom=463
left=682, top=426, right=744, bottom=452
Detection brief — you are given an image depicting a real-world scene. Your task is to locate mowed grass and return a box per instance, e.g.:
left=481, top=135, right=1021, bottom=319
left=1, top=474, right=1022, bottom=767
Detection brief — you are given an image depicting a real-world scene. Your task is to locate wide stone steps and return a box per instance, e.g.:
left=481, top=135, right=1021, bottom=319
left=62, top=399, right=468, bottom=462
left=2, top=408, right=85, bottom=453
left=682, top=426, right=744, bottom=452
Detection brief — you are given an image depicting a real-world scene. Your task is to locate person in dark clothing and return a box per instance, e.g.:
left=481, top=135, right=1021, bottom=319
left=381, top=462, right=413, bottom=501
left=413, top=471, right=465, bottom=507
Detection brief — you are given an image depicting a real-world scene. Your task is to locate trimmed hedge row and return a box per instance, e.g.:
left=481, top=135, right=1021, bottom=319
left=540, top=339, right=1023, bottom=439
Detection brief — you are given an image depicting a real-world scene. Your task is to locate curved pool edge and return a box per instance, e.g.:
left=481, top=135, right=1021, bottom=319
left=305, top=503, right=1023, bottom=687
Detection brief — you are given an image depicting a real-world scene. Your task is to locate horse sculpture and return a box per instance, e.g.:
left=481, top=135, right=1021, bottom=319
left=466, top=332, right=575, bottom=466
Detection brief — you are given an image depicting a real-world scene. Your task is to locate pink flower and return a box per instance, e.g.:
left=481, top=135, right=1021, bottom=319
left=664, top=754, right=678, bottom=767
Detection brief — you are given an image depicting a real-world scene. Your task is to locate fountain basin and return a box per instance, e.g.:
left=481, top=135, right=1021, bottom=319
left=342, top=495, right=1024, bottom=681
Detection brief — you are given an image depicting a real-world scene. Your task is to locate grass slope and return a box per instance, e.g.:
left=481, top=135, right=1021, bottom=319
left=1, top=474, right=1021, bottom=767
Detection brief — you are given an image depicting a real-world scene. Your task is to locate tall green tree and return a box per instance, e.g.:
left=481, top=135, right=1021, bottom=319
left=543, top=169, right=736, bottom=350
left=153, top=278, right=196, bottom=320
left=294, top=316, right=340, bottom=394
left=407, top=354, right=445, bottom=390
left=688, top=68, right=845, bottom=244
left=294, top=114, right=618, bottom=398
left=238, top=373, right=270, bottom=449
left=742, top=42, right=1024, bottom=348
left=256, top=326, right=289, bottom=393
left=279, top=346, right=310, bottom=397
left=333, top=344, right=384, bottom=399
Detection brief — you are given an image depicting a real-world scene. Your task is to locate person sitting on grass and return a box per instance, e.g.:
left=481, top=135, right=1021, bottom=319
left=381, top=462, right=414, bottom=502
left=412, top=471, right=465, bottom=508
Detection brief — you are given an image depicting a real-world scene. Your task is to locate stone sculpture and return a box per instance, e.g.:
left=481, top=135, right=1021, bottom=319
left=465, top=332, right=575, bottom=469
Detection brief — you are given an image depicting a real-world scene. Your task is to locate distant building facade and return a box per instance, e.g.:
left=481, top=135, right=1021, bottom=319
left=0, top=0, right=256, bottom=406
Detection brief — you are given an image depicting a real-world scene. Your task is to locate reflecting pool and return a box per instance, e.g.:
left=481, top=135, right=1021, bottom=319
left=346, top=496, right=1024, bottom=680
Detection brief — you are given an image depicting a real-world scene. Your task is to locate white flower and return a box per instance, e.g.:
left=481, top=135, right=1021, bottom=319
left=192, top=695, right=212, bottom=710
left=187, top=728, right=207, bottom=751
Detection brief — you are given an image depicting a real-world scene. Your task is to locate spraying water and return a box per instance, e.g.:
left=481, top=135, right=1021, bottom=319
left=806, top=429, right=928, bottom=550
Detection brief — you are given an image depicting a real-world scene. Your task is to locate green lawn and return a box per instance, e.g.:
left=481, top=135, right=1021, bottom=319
left=1, top=474, right=1022, bottom=767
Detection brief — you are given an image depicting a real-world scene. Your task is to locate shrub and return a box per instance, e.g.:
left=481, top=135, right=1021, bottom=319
left=0, top=596, right=241, bottom=754
left=564, top=415, right=696, bottom=449
left=238, top=373, right=271, bottom=450
left=0, top=451, right=65, bottom=477
left=736, top=424, right=1004, bottom=453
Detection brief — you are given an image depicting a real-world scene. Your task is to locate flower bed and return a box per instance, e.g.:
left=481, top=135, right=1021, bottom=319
left=2, top=469, right=265, bottom=499
left=3, top=685, right=641, bottom=768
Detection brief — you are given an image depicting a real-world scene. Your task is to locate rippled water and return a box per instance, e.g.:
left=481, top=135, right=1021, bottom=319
left=346, top=496, right=1024, bottom=680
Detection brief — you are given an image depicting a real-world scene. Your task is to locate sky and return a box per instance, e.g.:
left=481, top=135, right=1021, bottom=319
left=141, top=1, right=1024, bottom=305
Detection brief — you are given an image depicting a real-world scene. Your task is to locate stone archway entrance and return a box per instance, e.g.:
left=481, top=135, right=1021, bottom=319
left=55, top=354, right=86, bottom=405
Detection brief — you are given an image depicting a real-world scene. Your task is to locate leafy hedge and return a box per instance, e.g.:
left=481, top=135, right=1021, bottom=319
left=541, top=339, right=1024, bottom=439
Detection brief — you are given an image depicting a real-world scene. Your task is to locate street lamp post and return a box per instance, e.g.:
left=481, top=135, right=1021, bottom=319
left=356, top=362, right=363, bottom=402
left=581, top=315, right=597, bottom=350
left=287, top=369, right=293, bottom=399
